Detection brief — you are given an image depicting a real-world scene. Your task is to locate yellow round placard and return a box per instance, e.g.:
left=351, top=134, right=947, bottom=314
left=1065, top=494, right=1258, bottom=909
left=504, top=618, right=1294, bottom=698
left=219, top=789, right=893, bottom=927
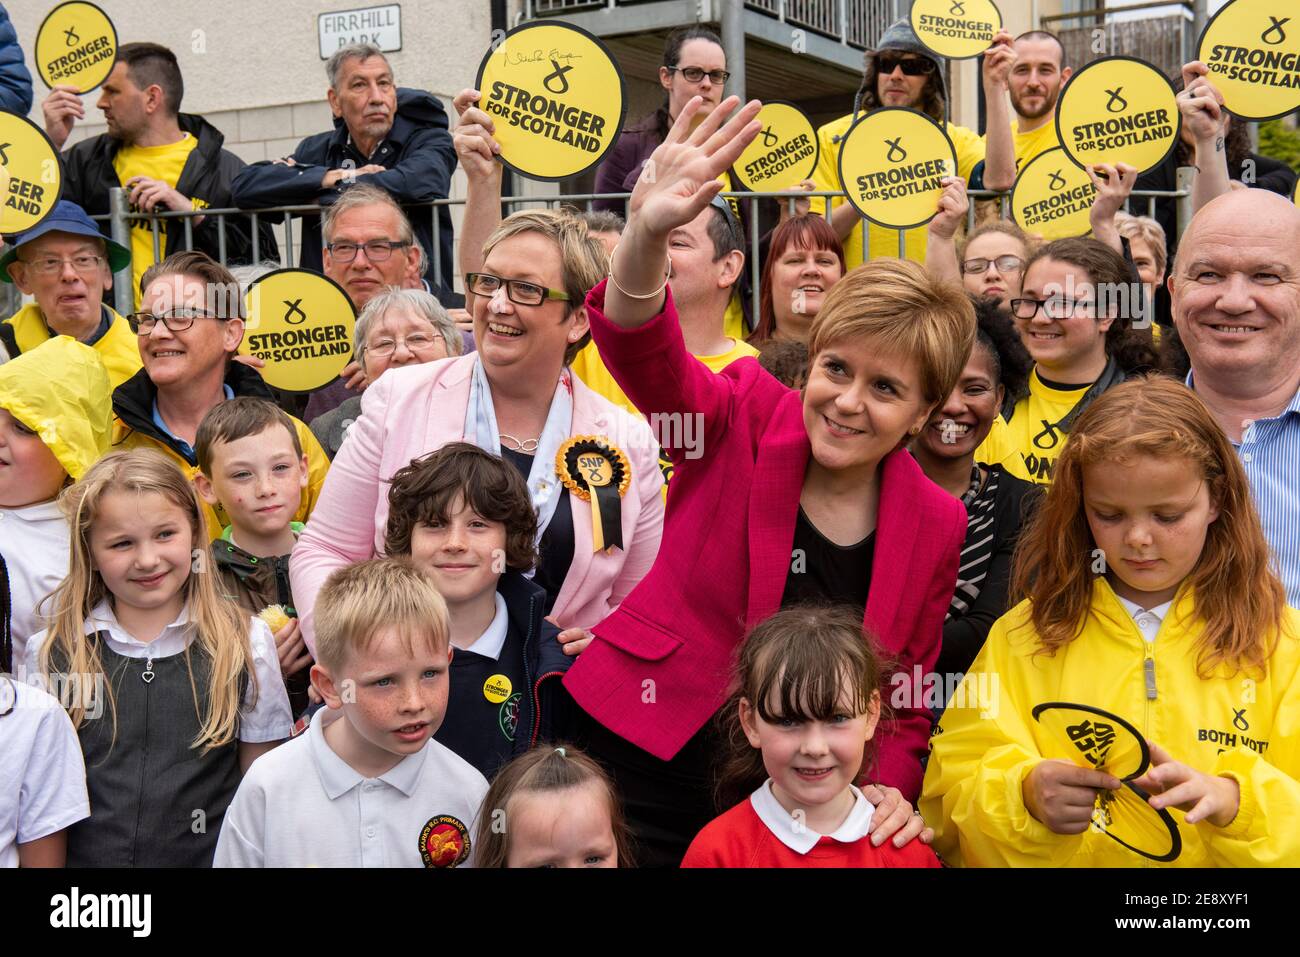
left=836, top=108, right=956, bottom=230
left=1055, top=56, right=1180, bottom=175
left=1199, top=0, right=1300, bottom=122
left=731, top=101, right=819, bottom=192
left=910, top=0, right=1002, bottom=60
left=476, top=21, right=626, bottom=181
left=1011, top=147, right=1098, bottom=240
left=0, top=111, right=63, bottom=233
left=35, top=1, right=118, bottom=93
left=240, top=269, right=356, bottom=394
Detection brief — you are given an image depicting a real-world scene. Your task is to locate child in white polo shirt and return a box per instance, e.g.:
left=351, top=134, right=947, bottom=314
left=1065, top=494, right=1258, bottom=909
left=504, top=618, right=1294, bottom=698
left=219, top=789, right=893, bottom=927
left=214, top=558, right=488, bottom=867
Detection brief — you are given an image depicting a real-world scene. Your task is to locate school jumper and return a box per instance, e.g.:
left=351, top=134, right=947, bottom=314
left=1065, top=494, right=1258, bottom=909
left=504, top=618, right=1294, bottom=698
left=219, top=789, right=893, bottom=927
left=682, top=781, right=942, bottom=868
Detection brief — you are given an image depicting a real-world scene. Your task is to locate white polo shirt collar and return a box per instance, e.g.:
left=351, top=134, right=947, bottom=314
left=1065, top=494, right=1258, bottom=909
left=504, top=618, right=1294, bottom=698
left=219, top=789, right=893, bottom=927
left=85, top=599, right=194, bottom=658
left=1116, top=596, right=1174, bottom=644
left=308, top=707, right=430, bottom=800
left=748, top=779, right=875, bottom=854
left=459, top=593, right=509, bottom=661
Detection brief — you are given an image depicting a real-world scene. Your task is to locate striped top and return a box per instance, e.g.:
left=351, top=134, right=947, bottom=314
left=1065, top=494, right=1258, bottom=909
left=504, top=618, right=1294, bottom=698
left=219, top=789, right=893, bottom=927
left=948, top=466, right=1000, bottom=622
left=1192, top=375, right=1300, bottom=608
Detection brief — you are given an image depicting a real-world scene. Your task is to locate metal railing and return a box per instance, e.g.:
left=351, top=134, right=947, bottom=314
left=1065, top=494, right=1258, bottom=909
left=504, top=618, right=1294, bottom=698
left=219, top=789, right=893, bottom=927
left=95, top=179, right=1192, bottom=327
left=527, top=0, right=892, bottom=48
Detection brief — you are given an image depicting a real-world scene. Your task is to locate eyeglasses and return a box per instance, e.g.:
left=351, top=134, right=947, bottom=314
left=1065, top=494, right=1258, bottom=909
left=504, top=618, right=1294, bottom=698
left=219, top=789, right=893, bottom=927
left=366, top=333, right=442, bottom=358
left=466, top=272, right=570, bottom=307
left=666, top=66, right=730, bottom=85
left=325, top=240, right=411, bottom=263
left=129, top=309, right=230, bottom=334
left=962, top=255, right=1026, bottom=275
left=1009, top=297, right=1095, bottom=320
left=876, top=55, right=936, bottom=76
left=16, top=254, right=106, bottom=276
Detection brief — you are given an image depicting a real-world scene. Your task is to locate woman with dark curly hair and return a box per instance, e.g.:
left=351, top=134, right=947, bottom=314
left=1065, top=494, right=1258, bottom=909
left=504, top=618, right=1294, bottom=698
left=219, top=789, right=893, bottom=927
left=910, top=300, right=1041, bottom=687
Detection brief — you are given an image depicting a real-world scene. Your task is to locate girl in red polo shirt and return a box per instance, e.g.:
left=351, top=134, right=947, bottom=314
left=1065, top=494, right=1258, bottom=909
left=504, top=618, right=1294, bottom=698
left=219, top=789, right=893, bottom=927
left=682, top=606, right=942, bottom=868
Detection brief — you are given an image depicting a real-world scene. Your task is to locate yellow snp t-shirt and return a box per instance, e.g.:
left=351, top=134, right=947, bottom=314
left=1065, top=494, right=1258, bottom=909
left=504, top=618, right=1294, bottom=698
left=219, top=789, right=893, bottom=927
left=812, top=113, right=985, bottom=268
left=112, top=134, right=201, bottom=308
left=982, top=119, right=1061, bottom=175
left=973, top=368, right=1091, bottom=486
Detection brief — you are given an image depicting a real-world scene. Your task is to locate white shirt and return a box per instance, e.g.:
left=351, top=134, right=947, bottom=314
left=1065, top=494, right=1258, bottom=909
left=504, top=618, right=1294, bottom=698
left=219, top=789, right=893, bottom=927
left=458, top=593, right=508, bottom=661
left=0, top=678, right=90, bottom=867
left=1116, top=596, right=1174, bottom=644
left=0, top=501, right=71, bottom=680
left=748, top=779, right=875, bottom=854
left=24, top=600, right=292, bottom=743
left=213, top=706, right=488, bottom=868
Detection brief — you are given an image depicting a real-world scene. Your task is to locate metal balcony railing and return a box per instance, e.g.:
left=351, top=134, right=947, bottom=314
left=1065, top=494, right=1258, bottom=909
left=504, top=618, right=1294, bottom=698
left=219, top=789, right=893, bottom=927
left=526, top=0, right=894, bottom=49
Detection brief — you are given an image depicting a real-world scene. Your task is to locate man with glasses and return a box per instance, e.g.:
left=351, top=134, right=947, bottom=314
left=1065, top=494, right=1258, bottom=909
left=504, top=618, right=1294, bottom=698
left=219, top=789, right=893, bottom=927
left=111, top=251, right=329, bottom=538
left=810, top=19, right=1012, bottom=268
left=301, top=184, right=423, bottom=423
left=0, top=201, right=141, bottom=388
left=232, top=43, right=457, bottom=304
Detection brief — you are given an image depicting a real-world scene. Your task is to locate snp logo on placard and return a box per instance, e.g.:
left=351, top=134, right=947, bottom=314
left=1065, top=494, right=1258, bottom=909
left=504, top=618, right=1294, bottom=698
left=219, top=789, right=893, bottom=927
left=49, top=887, right=151, bottom=938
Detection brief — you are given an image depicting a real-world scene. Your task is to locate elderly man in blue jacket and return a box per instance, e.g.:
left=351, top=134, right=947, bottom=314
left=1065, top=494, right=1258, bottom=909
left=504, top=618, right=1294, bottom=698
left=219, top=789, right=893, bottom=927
left=232, top=44, right=458, bottom=304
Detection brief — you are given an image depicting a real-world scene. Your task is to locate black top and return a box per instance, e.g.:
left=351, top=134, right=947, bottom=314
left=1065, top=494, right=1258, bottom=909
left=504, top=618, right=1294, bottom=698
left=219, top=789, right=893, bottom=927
left=780, top=508, right=875, bottom=615
left=937, top=464, right=1042, bottom=682
left=435, top=612, right=527, bottom=780
left=501, top=447, right=574, bottom=616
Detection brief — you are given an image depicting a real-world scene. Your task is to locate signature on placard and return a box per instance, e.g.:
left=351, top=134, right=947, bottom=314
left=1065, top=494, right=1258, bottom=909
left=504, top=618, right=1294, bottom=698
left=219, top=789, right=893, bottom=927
left=503, top=48, right=582, bottom=66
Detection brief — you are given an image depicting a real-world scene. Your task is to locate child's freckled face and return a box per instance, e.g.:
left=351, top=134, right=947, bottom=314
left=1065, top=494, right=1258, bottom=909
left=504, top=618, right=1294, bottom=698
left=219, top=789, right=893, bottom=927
left=504, top=780, right=619, bottom=868
left=0, top=408, right=67, bottom=507
left=202, top=426, right=307, bottom=535
left=1083, top=455, right=1219, bottom=608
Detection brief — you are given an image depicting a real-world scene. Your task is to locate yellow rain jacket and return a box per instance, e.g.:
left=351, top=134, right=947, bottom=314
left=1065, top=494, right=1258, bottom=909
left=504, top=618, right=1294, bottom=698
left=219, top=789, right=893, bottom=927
left=921, top=577, right=1300, bottom=867
left=0, top=335, right=112, bottom=481
left=109, top=362, right=329, bottom=541
left=1, top=302, right=142, bottom=390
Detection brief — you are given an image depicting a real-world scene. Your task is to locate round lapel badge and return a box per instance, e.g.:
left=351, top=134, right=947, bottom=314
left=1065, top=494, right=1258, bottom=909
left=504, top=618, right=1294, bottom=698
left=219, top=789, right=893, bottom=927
left=483, top=673, right=512, bottom=704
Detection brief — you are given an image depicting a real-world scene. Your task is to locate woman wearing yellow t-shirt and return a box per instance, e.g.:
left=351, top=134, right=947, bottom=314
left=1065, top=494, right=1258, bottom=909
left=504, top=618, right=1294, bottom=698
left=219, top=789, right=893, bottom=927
left=977, top=238, right=1157, bottom=485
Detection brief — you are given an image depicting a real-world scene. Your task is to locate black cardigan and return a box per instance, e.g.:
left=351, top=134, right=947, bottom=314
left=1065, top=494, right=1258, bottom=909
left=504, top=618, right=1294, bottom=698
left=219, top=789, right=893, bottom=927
left=936, top=465, right=1043, bottom=680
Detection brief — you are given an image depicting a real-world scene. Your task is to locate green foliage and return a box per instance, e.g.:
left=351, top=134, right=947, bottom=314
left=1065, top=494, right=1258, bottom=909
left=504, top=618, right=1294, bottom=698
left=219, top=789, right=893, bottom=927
left=1259, top=119, right=1300, bottom=173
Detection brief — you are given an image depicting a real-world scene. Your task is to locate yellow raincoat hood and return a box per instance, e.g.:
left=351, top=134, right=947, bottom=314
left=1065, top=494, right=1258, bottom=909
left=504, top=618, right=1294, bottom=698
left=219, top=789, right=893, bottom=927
left=0, top=335, right=112, bottom=481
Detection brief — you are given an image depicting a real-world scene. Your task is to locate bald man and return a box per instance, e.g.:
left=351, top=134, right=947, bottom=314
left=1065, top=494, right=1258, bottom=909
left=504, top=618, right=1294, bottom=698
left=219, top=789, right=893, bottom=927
left=1170, top=189, right=1300, bottom=603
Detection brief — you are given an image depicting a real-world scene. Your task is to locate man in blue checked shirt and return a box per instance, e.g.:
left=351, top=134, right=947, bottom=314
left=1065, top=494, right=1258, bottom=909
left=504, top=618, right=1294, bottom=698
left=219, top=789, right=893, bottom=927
left=1171, top=189, right=1300, bottom=606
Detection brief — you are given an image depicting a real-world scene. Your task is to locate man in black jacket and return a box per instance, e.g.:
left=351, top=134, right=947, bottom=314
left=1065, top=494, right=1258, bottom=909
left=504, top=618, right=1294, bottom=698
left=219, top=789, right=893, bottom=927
left=41, top=42, right=276, bottom=306
left=231, top=43, right=458, bottom=304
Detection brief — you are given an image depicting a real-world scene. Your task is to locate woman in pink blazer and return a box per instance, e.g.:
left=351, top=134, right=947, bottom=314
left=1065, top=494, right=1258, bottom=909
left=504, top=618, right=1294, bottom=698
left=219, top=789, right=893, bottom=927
left=290, top=210, right=666, bottom=654
left=563, top=97, right=975, bottom=865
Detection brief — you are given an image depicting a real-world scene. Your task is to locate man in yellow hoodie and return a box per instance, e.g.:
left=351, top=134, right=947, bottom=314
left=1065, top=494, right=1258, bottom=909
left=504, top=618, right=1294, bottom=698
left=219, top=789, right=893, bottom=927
left=1, top=201, right=141, bottom=389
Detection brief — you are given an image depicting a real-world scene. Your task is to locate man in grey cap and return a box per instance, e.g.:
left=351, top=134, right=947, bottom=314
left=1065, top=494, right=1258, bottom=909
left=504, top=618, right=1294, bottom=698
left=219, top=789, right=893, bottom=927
left=1, top=200, right=141, bottom=388
left=809, top=18, right=1010, bottom=267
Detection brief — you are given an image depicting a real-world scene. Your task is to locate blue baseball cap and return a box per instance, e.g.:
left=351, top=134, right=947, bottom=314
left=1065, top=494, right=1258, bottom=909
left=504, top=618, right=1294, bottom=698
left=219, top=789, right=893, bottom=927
left=0, top=200, right=132, bottom=282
